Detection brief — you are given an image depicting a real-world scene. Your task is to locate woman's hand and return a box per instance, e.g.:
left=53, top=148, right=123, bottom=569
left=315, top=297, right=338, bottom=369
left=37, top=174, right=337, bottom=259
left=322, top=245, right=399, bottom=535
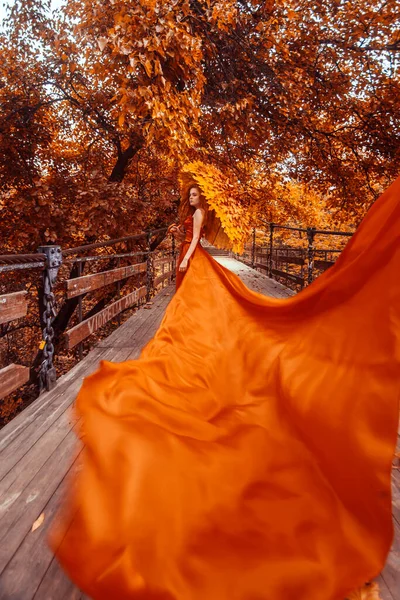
left=169, top=225, right=185, bottom=241
left=179, top=258, right=189, bottom=272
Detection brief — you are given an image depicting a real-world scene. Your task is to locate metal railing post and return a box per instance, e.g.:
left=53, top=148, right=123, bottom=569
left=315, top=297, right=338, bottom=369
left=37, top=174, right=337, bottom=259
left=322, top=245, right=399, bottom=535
left=37, top=245, right=62, bottom=393
left=77, top=261, right=83, bottom=360
left=116, top=256, right=121, bottom=325
left=268, top=223, right=274, bottom=278
left=307, top=227, right=316, bottom=285
left=171, top=235, right=176, bottom=282
left=146, top=231, right=153, bottom=302
left=251, top=228, right=256, bottom=268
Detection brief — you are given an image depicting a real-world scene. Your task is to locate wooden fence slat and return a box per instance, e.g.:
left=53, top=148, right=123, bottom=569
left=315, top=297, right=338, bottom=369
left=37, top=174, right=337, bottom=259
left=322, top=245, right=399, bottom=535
left=65, top=263, right=147, bottom=299
left=314, top=259, right=335, bottom=271
left=0, top=364, right=30, bottom=400
left=153, top=257, right=173, bottom=267
left=254, top=262, right=268, bottom=271
left=256, top=256, right=306, bottom=265
left=0, top=292, right=28, bottom=325
left=240, top=257, right=252, bottom=266
left=273, top=255, right=305, bottom=266
left=154, top=271, right=173, bottom=287
left=65, top=286, right=147, bottom=349
left=271, top=268, right=304, bottom=286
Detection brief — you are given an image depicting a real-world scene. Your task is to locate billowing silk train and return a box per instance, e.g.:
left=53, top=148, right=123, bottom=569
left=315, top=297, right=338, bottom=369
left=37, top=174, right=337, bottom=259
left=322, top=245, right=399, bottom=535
left=50, top=177, right=400, bottom=600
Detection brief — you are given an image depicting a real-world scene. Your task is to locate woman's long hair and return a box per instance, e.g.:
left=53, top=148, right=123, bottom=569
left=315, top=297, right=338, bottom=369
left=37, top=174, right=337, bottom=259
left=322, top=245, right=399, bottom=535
left=178, top=182, right=209, bottom=231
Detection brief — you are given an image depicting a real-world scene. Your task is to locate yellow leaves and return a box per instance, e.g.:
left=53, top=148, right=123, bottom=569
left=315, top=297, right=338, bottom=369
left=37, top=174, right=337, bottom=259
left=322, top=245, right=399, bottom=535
left=31, top=513, right=45, bottom=532
left=346, top=582, right=382, bottom=600
left=180, top=161, right=255, bottom=252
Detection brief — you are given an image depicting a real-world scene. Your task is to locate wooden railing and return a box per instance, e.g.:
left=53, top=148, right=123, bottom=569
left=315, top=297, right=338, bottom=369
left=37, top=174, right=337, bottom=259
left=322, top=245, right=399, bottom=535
left=0, top=219, right=354, bottom=415
left=0, top=227, right=176, bottom=411
left=0, top=292, right=30, bottom=401
left=234, top=222, right=353, bottom=291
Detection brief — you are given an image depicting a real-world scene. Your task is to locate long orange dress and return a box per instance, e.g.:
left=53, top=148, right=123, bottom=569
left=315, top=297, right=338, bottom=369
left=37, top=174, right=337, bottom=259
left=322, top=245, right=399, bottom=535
left=175, top=214, right=203, bottom=290
left=50, top=178, right=400, bottom=600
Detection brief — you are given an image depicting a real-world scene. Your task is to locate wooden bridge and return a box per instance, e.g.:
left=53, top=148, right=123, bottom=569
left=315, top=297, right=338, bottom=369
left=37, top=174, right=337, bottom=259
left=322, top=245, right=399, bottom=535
left=0, top=242, right=399, bottom=598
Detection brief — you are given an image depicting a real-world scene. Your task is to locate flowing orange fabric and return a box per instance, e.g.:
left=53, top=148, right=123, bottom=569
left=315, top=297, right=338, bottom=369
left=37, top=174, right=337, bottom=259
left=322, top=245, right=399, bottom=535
left=50, top=178, right=400, bottom=600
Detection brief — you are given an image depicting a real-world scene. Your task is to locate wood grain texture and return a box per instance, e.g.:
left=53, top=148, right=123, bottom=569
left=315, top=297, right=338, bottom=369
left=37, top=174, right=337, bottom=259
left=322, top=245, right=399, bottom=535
left=257, top=254, right=305, bottom=266
left=154, top=270, right=173, bottom=287
left=271, top=267, right=304, bottom=286
left=65, top=262, right=146, bottom=298
left=0, top=291, right=27, bottom=325
left=65, top=285, right=147, bottom=348
left=0, top=364, right=29, bottom=401
left=314, top=259, right=335, bottom=271
left=153, top=256, right=173, bottom=267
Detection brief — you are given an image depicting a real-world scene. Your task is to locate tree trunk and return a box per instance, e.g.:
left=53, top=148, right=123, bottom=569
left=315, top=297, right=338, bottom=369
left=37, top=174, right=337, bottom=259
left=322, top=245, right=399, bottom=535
left=109, top=133, right=144, bottom=183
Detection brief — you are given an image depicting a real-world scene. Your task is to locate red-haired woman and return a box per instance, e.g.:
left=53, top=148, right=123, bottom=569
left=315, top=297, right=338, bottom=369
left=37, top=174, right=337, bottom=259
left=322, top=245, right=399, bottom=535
left=169, top=185, right=207, bottom=290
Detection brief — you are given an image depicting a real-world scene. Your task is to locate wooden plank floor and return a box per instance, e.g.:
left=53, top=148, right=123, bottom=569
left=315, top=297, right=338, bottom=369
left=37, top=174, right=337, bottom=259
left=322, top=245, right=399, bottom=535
left=0, top=284, right=174, bottom=600
left=216, top=256, right=295, bottom=298
left=0, top=258, right=398, bottom=600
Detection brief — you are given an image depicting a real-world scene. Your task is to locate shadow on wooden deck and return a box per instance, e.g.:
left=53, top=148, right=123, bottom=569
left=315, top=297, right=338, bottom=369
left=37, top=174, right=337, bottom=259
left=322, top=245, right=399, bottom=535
left=0, top=259, right=398, bottom=600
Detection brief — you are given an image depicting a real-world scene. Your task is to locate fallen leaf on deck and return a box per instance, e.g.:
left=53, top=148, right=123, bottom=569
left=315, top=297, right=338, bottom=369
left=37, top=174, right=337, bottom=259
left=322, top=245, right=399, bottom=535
left=31, top=512, right=45, bottom=532
left=345, top=582, right=382, bottom=599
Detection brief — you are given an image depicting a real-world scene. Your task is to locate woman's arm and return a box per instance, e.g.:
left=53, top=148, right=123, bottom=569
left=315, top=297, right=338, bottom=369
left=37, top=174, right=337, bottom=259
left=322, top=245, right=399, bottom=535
left=179, top=209, right=204, bottom=272
left=168, top=224, right=185, bottom=241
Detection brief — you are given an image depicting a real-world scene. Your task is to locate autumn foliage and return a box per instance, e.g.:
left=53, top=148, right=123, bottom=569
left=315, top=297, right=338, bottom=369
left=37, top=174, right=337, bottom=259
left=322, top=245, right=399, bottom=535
left=0, top=0, right=399, bottom=255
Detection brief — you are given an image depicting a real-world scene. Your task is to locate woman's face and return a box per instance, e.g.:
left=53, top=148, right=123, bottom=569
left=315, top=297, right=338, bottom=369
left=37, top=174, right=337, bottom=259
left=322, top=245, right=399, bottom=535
left=189, top=187, right=201, bottom=208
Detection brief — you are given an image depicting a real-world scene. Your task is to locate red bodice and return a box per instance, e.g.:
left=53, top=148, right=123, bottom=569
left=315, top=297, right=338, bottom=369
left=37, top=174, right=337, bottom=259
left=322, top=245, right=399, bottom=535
left=182, top=215, right=204, bottom=243
left=183, top=215, right=194, bottom=242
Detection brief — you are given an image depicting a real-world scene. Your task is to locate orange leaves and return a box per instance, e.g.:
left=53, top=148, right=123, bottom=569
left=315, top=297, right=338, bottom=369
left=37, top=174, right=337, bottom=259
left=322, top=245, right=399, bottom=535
left=210, top=0, right=238, bottom=32
left=71, top=0, right=206, bottom=155
left=118, top=112, right=126, bottom=128
left=142, top=58, right=153, bottom=78
left=1, top=0, right=399, bottom=248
